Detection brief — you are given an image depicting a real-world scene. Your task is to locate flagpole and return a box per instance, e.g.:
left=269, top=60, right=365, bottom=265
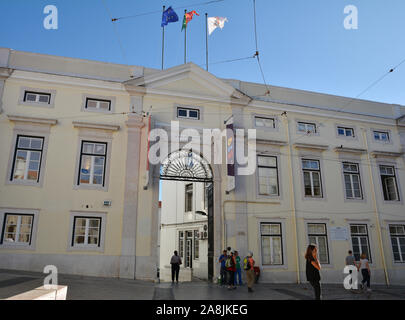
left=184, top=9, right=187, bottom=64
left=205, top=13, right=208, bottom=71
left=161, top=5, right=165, bottom=70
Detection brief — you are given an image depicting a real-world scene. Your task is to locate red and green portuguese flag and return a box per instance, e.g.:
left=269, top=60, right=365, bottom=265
left=182, top=10, right=199, bottom=31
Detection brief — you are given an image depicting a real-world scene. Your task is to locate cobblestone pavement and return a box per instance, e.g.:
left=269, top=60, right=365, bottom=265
left=0, top=269, right=404, bottom=300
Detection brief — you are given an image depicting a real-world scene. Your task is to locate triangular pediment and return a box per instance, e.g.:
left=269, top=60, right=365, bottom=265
left=125, top=63, right=246, bottom=100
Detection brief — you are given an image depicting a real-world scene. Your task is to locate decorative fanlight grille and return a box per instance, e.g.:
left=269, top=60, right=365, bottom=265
left=160, top=150, right=213, bottom=182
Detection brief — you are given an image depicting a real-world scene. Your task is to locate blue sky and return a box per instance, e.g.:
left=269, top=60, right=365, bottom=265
left=1, top=0, right=405, bottom=105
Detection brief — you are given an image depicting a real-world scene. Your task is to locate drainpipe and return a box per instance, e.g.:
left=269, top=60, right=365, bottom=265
left=283, top=115, right=300, bottom=283
left=362, top=129, right=389, bottom=285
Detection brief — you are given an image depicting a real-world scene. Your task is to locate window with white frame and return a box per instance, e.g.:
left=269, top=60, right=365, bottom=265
left=255, top=116, right=275, bottom=128
left=380, top=165, right=400, bottom=201
left=343, top=162, right=363, bottom=199
left=350, top=224, right=372, bottom=262
left=85, top=98, right=111, bottom=111
left=389, top=225, right=405, bottom=262
left=179, top=231, right=184, bottom=258
left=302, top=159, right=322, bottom=197
left=1, top=214, right=34, bottom=244
left=338, top=127, right=354, bottom=138
left=185, top=183, right=193, bottom=212
left=307, top=223, right=329, bottom=264
left=11, top=135, right=44, bottom=182
left=373, top=131, right=389, bottom=142
left=23, top=91, right=51, bottom=104
left=177, top=107, right=200, bottom=120
left=257, top=156, right=279, bottom=196
left=260, top=223, right=283, bottom=265
left=72, top=217, right=101, bottom=247
left=78, top=141, right=107, bottom=186
left=194, top=230, right=199, bottom=260
left=298, top=122, right=316, bottom=134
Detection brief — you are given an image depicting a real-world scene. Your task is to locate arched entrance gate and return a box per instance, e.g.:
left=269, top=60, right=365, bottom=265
left=160, top=150, right=214, bottom=281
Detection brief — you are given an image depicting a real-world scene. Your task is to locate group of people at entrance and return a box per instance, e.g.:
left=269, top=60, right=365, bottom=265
left=218, top=248, right=256, bottom=292
left=306, top=245, right=372, bottom=300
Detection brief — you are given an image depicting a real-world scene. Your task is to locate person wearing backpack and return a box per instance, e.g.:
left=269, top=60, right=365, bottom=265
left=226, top=251, right=237, bottom=290
left=244, top=251, right=255, bottom=292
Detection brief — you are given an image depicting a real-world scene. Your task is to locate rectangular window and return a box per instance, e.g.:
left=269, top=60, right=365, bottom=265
left=23, top=91, right=51, bottom=104
left=350, top=224, right=372, bottom=262
left=177, top=107, right=200, bottom=120
left=255, top=116, right=275, bottom=128
left=308, top=223, right=329, bottom=264
left=185, top=183, right=193, bottom=212
left=11, top=135, right=44, bottom=182
left=72, top=217, right=101, bottom=247
left=1, top=214, right=34, bottom=245
left=338, top=127, right=354, bottom=137
left=257, top=156, right=279, bottom=196
left=389, top=225, right=405, bottom=262
left=179, top=231, right=184, bottom=258
left=298, top=122, right=316, bottom=134
left=302, top=159, right=322, bottom=197
left=373, top=131, right=389, bottom=142
left=260, top=223, right=283, bottom=265
left=78, top=141, right=107, bottom=186
left=343, top=162, right=363, bottom=199
left=380, top=165, right=399, bottom=201
left=85, top=98, right=111, bottom=111
left=194, top=230, right=199, bottom=260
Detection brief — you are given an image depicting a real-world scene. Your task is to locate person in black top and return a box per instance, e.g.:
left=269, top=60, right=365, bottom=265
left=170, top=250, right=182, bottom=283
left=305, top=244, right=321, bottom=300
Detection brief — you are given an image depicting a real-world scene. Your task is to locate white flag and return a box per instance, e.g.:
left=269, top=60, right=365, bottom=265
left=207, top=17, right=228, bottom=35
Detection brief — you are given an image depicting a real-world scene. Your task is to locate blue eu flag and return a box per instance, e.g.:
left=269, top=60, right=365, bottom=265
left=161, top=7, right=179, bottom=27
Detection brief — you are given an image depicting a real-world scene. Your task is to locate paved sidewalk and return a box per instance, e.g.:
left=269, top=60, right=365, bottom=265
left=0, top=269, right=404, bottom=300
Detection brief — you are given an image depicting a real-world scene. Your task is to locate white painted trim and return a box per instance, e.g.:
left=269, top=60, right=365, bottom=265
left=18, top=86, right=56, bottom=108
left=0, top=208, right=40, bottom=250
left=7, top=114, right=57, bottom=125
left=81, top=94, right=117, bottom=114
left=5, top=125, right=51, bottom=188
left=67, top=211, right=107, bottom=253
left=72, top=121, right=120, bottom=131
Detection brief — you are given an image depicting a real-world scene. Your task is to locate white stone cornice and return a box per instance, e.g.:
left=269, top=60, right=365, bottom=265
left=370, top=150, right=404, bottom=158
left=124, top=84, right=146, bottom=96
left=333, top=147, right=367, bottom=154
left=125, top=63, right=237, bottom=99
left=7, top=114, right=57, bottom=125
left=72, top=121, right=120, bottom=131
left=255, top=139, right=288, bottom=146
left=0, top=67, right=13, bottom=79
left=293, top=143, right=329, bottom=151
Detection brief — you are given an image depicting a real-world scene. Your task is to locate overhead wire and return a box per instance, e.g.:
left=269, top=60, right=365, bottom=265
left=100, top=0, right=134, bottom=79
left=111, top=0, right=226, bottom=22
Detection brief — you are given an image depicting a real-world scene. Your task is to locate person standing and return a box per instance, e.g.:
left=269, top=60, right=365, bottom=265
left=226, top=251, right=237, bottom=290
left=305, top=244, right=322, bottom=300
left=234, top=251, right=242, bottom=286
left=244, top=251, right=255, bottom=293
left=170, top=250, right=182, bottom=283
left=218, top=250, right=227, bottom=286
left=345, top=250, right=357, bottom=290
left=358, top=253, right=371, bottom=292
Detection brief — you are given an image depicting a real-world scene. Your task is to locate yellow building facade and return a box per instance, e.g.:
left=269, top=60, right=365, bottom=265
left=0, top=48, right=404, bottom=284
